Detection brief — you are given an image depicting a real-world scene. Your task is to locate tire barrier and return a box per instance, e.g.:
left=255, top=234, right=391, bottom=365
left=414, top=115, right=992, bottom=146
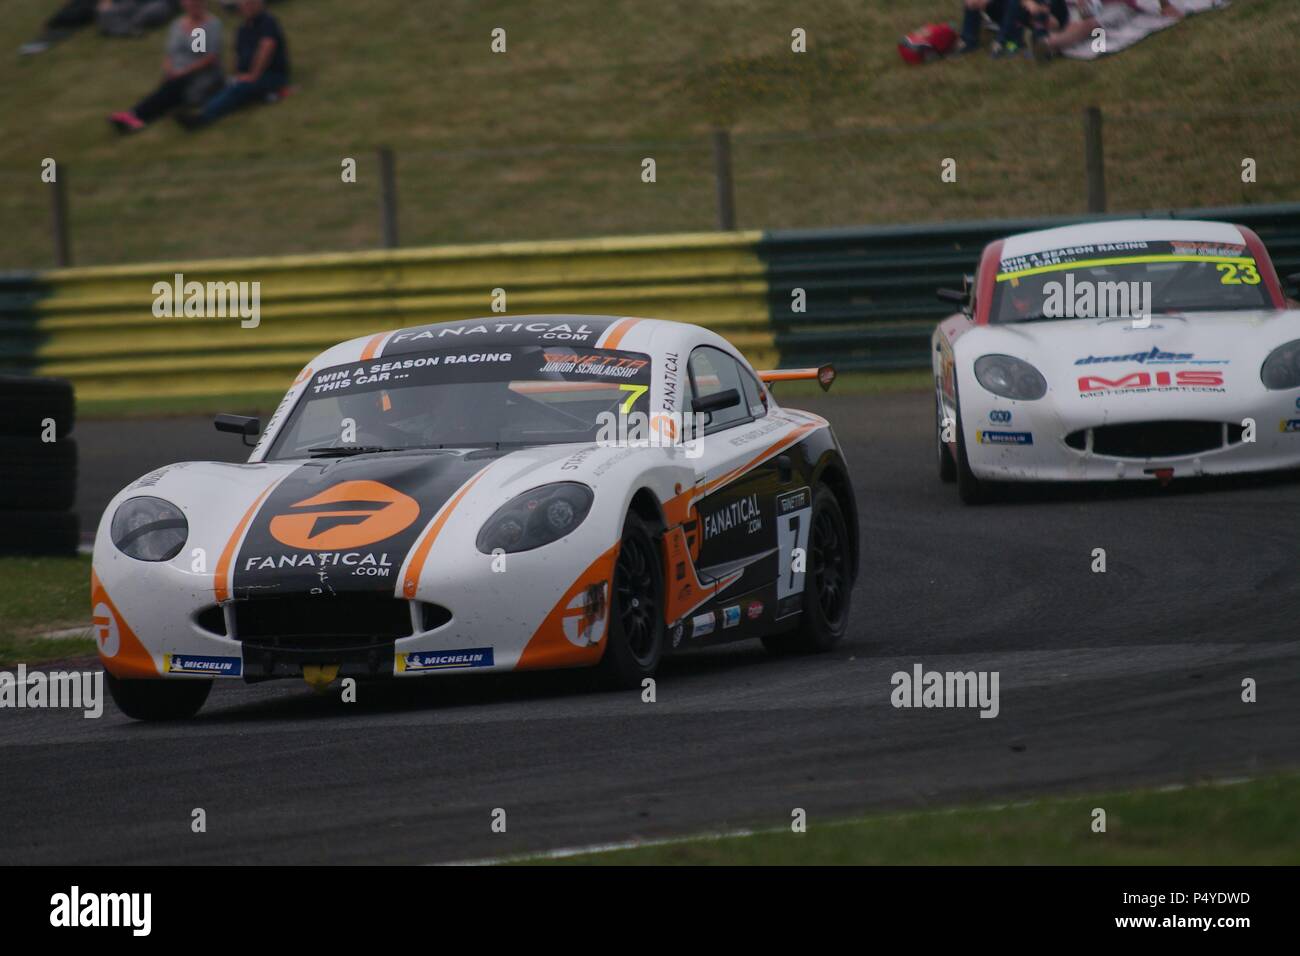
left=0, top=375, right=78, bottom=556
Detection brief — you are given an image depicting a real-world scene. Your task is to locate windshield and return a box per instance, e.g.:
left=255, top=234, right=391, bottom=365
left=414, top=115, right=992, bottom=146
left=992, top=240, right=1273, bottom=323
left=267, top=345, right=652, bottom=460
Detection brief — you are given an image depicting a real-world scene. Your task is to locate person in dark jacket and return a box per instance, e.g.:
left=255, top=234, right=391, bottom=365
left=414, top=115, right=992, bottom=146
left=179, top=0, right=290, bottom=128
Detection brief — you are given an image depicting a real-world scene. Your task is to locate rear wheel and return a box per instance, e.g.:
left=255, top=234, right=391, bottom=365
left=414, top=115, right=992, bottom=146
left=105, top=673, right=212, bottom=721
left=763, top=486, right=852, bottom=654
left=596, top=512, right=665, bottom=688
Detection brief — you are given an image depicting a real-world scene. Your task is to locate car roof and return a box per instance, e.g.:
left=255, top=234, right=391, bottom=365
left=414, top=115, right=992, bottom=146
left=311, top=315, right=740, bottom=371
left=999, top=218, right=1247, bottom=259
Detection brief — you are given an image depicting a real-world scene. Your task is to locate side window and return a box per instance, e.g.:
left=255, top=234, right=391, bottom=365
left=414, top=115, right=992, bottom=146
left=688, top=346, right=752, bottom=434
left=740, top=370, right=768, bottom=419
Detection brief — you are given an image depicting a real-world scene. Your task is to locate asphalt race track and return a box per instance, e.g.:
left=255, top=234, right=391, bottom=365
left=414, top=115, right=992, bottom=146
left=3, top=392, right=1299, bottom=864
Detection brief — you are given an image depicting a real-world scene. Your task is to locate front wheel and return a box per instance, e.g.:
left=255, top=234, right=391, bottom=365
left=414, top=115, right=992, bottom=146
left=936, top=389, right=956, bottom=483
left=953, top=385, right=992, bottom=505
left=596, top=512, right=665, bottom=688
left=763, top=486, right=852, bottom=654
left=105, top=672, right=212, bottom=721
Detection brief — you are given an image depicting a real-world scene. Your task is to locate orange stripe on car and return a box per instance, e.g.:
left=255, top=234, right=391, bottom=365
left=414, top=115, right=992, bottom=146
left=602, top=317, right=641, bottom=350
left=360, top=332, right=388, bottom=360
left=214, top=479, right=281, bottom=603
left=401, top=465, right=493, bottom=599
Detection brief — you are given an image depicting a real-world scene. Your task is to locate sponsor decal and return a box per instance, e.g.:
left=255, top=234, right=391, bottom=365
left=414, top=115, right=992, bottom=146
left=540, top=352, right=648, bottom=378
left=977, top=430, right=1033, bottom=445
left=1073, top=346, right=1226, bottom=366
left=703, top=493, right=761, bottom=539
left=92, top=602, right=119, bottom=658
left=386, top=320, right=607, bottom=350
left=1280, top=419, right=1300, bottom=433
left=164, top=654, right=242, bottom=677
left=398, top=647, right=494, bottom=672
left=722, top=605, right=741, bottom=629
left=746, top=601, right=764, bottom=621
left=989, top=409, right=1012, bottom=424
left=776, top=486, right=811, bottom=516
left=1077, top=370, right=1225, bottom=395
left=691, top=611, right=716, bottom=638
left=268, top=480, right=420, bottom=551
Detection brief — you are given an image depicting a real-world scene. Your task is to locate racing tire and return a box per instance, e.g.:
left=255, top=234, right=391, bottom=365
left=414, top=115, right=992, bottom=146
left=936, top=389, right=956, bottom=483
left=762, top=486, right=852, bottom=655
left=0, top=510, right=79, bottom=556
left=0, top=435, right=77, bottom=511
left=105, top=673, right=212, bottom=721
left=596, top=512, right=665, bottom=689
left=0, top=375, right=75, bottom=438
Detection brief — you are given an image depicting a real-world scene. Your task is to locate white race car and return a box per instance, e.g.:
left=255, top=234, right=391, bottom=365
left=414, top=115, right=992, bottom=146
left=932, top=218, right=1300, bottom=503
left=93, top=316, right=858, bottom=719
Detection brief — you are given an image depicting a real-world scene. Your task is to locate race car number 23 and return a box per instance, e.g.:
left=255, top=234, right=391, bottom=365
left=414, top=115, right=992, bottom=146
left=776, top=486, right=812, bottom=618
left=1217, top=262, right=1261, bottom=285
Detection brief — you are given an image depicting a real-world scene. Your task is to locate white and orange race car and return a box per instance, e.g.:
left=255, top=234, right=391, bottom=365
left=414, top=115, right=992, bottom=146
left=93, top=316, right=858, bottom=719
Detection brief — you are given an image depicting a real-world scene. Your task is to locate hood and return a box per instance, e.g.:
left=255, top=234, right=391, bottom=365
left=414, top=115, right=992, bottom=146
left=229, top=448, right=499, bottom=599
left=965, top=309, right=1298, bottom=413
left=108, top=441, right=650, bottom=601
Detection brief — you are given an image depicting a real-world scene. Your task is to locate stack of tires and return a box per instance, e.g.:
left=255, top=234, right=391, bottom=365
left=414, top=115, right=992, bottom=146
left=0, top=376, right=78, bottom=556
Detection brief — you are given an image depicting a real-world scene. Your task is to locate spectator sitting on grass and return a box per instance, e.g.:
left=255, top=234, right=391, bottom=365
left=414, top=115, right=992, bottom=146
left=958, top=0, right=1070, bottom=57
left=96, top=0, right=178, bottom=38
left=109, top=0, right=223, bottom=133
left=957, top=1, right=1026, bottom=58
left=1034, top=0, right=1181, bottom=59
left=178, top=0, right=289, bottom=129
left=19, top=0, right=96, bottom=55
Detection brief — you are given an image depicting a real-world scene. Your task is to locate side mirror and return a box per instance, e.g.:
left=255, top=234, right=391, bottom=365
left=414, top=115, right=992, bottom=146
left=936, top=288, right=968, bottom=305
left=691, top=388, right=741, bottom=417
left=215, top=413, right=260, bottom=447
left=1287, top=272, right=1300, bottom=298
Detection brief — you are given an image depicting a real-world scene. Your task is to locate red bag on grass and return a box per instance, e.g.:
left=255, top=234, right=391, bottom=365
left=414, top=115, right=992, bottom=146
left=898, top=22, right=958, bottom=64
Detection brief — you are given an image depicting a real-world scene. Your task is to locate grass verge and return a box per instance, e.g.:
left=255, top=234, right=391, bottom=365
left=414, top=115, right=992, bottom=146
left=0, top=555, right=94, bottom=666
left=535, top=774, right=1300, bottom=865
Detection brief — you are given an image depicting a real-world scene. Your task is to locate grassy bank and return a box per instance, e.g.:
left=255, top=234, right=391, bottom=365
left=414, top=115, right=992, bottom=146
left=1, top=0, right=1296, bottom=268
left=538, top=774, right=1300, bottom=865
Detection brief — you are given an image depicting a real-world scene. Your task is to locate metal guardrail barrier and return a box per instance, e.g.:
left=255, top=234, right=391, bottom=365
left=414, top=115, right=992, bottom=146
left=2, top=202, right=1298, bottom=400
left=761, top=201, right=1300, bottom=372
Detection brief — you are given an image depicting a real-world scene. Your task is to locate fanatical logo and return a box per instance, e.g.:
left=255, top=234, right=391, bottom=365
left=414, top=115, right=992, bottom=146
left=269, top=480, right=420, bottom=550
left=703, top=494, right=760, bottom=539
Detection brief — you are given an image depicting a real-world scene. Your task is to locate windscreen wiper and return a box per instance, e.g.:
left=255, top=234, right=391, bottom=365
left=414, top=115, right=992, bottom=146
left=307, top=445, right=396, bottom=458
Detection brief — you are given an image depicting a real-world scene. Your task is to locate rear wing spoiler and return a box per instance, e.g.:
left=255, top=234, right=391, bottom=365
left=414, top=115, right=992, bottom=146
left=756, top=364, right=836, bottom=392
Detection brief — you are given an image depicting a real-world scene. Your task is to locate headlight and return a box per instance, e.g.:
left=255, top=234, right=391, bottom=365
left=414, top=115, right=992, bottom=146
left=974, top=354, right=1048, bottom=401
left=111, top=496, right=188, bottom=562
left=1260, top=338, right=1300, bottom=390
left=476, top=482, right=593, bottom=554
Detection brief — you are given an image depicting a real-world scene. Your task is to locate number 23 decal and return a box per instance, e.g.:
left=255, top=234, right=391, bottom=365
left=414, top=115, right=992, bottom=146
left=1217, top=262, right=1261, bottom=285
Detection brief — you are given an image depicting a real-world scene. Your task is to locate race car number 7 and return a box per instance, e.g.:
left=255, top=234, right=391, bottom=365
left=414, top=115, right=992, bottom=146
left=776, top=487, right=813, bottom=605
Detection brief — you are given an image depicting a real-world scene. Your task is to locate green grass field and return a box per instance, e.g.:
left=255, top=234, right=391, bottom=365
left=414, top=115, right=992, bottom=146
left=536, top=774, right=1300, bottom=865
left=2, top=0, right=1297, bottom=268
left=0, top=555, right=94, bottom=666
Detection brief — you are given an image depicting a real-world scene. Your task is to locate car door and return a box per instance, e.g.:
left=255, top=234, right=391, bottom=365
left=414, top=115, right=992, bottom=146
left=685, top=346, right=787, bottom=598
